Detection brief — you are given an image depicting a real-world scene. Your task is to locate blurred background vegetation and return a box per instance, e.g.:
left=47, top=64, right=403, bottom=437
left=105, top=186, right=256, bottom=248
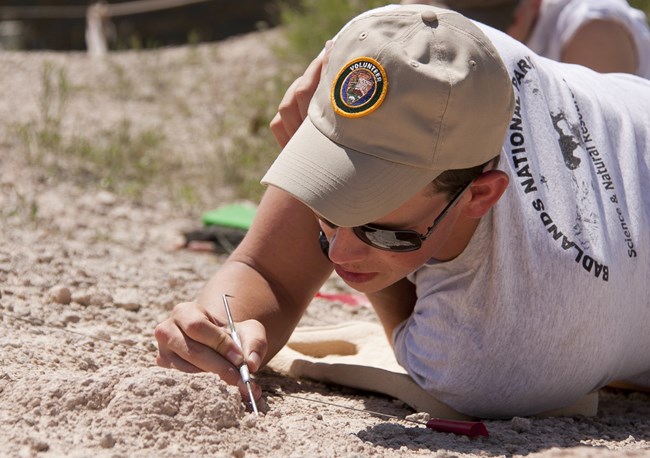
left=630, top=0, right=650, bottom=12
left=6, top=0, right=650, bottom=211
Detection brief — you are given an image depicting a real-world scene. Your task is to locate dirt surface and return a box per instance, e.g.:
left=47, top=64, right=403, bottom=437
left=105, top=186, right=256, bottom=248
left=2, top=31, right=650, bottom=458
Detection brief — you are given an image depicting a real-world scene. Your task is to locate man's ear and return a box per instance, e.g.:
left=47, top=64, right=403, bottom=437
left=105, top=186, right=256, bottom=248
left=462, top=170, right=509, bottom=218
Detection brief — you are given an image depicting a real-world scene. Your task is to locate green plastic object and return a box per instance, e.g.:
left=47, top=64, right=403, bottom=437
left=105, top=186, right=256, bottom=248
left=201, top=204, right=257, bottom=231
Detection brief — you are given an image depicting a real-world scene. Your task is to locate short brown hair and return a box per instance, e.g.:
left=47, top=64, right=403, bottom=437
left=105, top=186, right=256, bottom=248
left=430, top=155, right=501, bottom=197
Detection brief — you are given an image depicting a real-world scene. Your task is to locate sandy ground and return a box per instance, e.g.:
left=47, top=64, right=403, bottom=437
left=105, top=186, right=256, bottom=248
left=2, top=30, right=650, bottom=458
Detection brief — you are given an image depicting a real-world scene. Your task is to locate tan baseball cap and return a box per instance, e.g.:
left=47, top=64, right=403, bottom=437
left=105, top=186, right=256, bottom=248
left=262, top=5, right=515, bottom=227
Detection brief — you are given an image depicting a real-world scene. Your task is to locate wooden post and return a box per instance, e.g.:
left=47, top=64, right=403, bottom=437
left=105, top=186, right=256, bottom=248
left=86, top=2, right=109, bottom=57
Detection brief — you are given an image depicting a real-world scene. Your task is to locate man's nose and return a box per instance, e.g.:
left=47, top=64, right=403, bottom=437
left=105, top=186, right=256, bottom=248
left=326, top=227, right=369, bottom=263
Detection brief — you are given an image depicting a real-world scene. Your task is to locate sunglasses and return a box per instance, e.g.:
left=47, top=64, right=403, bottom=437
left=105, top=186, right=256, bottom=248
left=319, top=180, right=472, bottom=255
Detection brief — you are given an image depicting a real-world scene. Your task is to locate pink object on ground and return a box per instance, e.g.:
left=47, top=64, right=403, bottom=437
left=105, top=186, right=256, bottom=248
left=315, top=291, right=370, bottom=307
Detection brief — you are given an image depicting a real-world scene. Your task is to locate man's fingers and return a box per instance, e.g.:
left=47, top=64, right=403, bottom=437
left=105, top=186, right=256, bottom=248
left=270, top=112, right=291, bottom=147
left=155, top=302, right=268, bottom=383
left=271, top=51, right=327, bottom=147
left=294, top=53, right=325, bottom=118
left=275, top=77, right=306, bottom=139
left=156, top=320, right=244, bottom=386
left=171, top=302, right=243, bottom=366
left=236, top=320, right=268, bottom=372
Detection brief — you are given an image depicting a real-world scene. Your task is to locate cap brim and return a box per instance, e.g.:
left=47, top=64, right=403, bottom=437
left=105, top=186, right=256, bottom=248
left=261, top=118, right=442, bottom=227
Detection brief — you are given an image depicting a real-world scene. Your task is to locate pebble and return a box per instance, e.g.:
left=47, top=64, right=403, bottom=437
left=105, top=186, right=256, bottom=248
left=96, top=191, right=117, bottom=206
left=90, top=293, right=113, bottom=307
left=511, top=416, right=533, bottom=433
left=30, top=439, right=49, bottom=452
left=113, top=288, right=142, bottom=312
left=100, top=433, right=116, bottom=449
left=37, top=253, right=54, bottom=263
left=63, top=313, right=81, bottom=324
left=405, top=411, right=430, bottom=423
left=48, top=285, right=71, bottom=305
left=72, top=291, right=92, bottom=306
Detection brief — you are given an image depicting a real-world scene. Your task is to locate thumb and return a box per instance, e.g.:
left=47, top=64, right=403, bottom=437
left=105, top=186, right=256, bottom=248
left=236, top=319, right=268, bottom=373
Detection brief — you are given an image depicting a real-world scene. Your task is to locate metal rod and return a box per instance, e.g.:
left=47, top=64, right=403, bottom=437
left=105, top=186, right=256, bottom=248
left=273, top=392, right=489, bottom=437
left=275, top=392, right=426, bottom=426
left=222, top=294, right=259, bottom=415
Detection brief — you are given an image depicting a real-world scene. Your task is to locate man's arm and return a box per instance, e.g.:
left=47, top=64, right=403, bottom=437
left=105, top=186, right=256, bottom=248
left=155, top=187, right=333, bottom=397
left=365, top=277, right=417, bottom=344
left=562, top=19, right=638, bottom=74
left=197, top=186, right=334, bottom=361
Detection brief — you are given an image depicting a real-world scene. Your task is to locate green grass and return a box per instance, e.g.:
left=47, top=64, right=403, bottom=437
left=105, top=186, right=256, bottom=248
left=16, top=60, right=172, bottom=200
left=19, top=115, right=168, bottom=199
left=278, top=0, right=389, bottom=64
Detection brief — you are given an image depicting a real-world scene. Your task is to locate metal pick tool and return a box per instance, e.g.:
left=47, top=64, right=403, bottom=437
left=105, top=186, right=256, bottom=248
left=222, top=294, right=259, bottom=415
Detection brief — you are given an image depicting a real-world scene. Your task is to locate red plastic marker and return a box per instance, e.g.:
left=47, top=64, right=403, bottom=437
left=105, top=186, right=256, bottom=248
left=425, top=418, right=489, bottom=437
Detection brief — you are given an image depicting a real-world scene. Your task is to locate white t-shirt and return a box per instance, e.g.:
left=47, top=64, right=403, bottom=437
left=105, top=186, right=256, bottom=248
left=527, top=0, right=650, bottom=78
left=393, top=24, right=650, bottom=418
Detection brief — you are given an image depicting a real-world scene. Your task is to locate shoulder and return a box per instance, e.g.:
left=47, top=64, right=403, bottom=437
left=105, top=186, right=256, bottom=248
left=562, top=18, right=638, bottom=73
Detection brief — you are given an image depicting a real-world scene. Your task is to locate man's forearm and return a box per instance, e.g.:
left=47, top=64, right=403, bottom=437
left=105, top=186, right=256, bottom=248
left=195, top=187, right=334, bottom=364
left=196, top=257, right=318, bottom=364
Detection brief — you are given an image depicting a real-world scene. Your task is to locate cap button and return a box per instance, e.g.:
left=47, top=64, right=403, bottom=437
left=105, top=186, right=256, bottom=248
left=421, top=10, right=438, bottom=23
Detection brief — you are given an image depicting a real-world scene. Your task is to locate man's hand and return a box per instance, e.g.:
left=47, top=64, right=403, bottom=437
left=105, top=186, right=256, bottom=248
left=270, top=41, right=332, bottom=147
left=154, top=187, right=334, bottom=401
left=154, top=301, right=267, bottom=400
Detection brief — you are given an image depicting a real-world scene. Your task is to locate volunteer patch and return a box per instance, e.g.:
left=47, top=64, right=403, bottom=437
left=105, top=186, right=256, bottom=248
left=331, top=57, right=387, bottom=118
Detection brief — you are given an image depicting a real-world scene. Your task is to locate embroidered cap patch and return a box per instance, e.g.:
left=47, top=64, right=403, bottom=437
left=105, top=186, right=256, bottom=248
left=331, top=57, right=387, bottom=118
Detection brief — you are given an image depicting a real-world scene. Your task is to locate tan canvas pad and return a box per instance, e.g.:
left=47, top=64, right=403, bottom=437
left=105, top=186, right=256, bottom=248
left=267, top=321, right=598, bottom=419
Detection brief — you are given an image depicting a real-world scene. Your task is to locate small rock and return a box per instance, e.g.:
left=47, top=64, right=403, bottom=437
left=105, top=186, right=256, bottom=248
left=48, top=285, right=71, bottom=305
left=72, top=291, right=92, bottom=306
left=32, top=440, right=49, bottom=452
left=511, top=416, right=532, bottom=433
left=113, top=288, right=141, bottom=312
left=37, top=253, right=54, bottom=263
left=90, top=292, right=113, bottom=307
left=100, top=433, right=116, bottom=449
left=96, top=191, right=117, bottom=206
left=63, top=313, right=81, bottom=324
left=405, top=411, right=430, bottom=423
